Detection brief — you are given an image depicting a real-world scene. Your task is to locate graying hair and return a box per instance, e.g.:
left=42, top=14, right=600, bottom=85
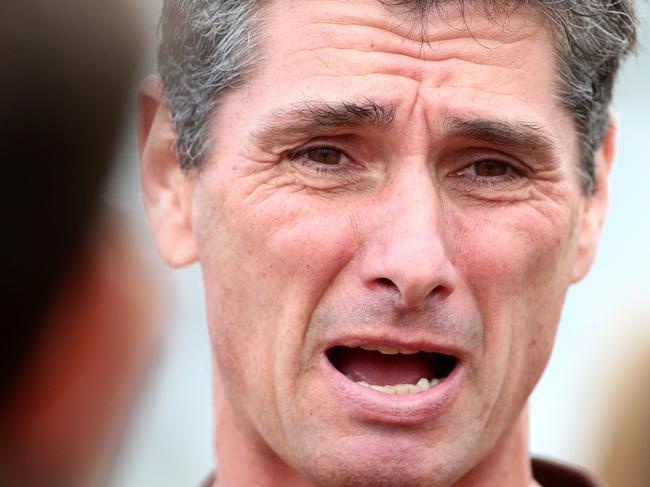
left=159, top=0, right=638, bottom=193
left=158, top=0, right=261, bottom=166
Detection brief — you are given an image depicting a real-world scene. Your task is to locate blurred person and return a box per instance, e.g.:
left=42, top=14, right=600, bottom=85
left=599, top=320, right=650, bottom=487
left=0, top=1, right=159, bottom=486
left=139, top=1, right=638, bottom=486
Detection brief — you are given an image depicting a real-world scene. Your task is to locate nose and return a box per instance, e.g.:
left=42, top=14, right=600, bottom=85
left=359, top=170, right=456, bottom=310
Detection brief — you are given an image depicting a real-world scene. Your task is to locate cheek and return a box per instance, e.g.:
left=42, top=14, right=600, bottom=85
left=452, top=204, right=577, bottom=374
left=454, top=201, right=575, bottom=302
left=194, top=182, right=360, bottom=385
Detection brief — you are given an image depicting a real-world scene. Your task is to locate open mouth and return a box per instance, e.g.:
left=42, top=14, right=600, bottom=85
left=326, top=345, right=458, bottom=395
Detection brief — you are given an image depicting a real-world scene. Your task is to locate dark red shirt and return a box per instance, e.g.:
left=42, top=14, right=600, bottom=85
left=532, top=457, right=605, bottom=487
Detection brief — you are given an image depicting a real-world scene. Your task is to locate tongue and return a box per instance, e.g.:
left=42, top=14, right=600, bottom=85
left=329, top=348, right=435, bottom=386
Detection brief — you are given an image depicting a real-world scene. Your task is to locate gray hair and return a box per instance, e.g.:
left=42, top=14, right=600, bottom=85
left=158, top=0, right=638, bottom=193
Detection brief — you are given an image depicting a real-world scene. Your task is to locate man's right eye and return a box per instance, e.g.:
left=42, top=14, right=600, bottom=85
left=288, top=146, right=347, bottom=165
left=302, top=147, right=344, bottom=165
left=286, top=146, right=355, bottom=176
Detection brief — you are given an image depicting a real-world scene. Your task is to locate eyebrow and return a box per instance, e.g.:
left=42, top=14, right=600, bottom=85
left=442, top=115, right=557, bottom=161
left=252, top=99, right=396, bottom=147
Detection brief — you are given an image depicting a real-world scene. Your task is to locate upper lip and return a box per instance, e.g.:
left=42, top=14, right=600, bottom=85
left=321, top=334, right=468, bottom=361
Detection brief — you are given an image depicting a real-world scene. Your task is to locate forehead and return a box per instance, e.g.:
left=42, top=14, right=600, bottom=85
left=248, top=1, right=557, bottom=112
left=211, top=0, right=577, bottom=169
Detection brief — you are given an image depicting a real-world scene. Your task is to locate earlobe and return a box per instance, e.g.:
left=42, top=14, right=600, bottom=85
left=570, top=115, right=616, bottom=283
left=138, top=76, right=197, bottom=268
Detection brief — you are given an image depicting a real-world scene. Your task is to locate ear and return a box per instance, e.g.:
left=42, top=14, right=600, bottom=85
left=570, top=113, right=616, bottom=283
left=138, top=75, right=197, bottom=267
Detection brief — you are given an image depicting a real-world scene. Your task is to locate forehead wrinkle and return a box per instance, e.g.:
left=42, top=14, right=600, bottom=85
left=269, top=0, right=547, bottom=60
left=287, top=46, right=531, bottom=84
left=251, top=99, right=396, bottom=147
left=303, top=0, right=525, bottom=39
left=282, top=21, right=541, bottom=67
left=264, top=17, right=551, bottom=91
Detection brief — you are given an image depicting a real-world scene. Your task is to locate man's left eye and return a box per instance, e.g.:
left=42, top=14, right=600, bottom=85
left=448, top=158, right=526, bottom=192
left=451, top=159, right=522, bottom=182
left=470, top=160, right=513, bottom=177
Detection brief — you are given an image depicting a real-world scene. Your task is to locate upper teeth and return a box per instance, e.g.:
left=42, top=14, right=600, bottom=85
left=359, top=344, right=419, bottom=355
left=356, top=377, right=440, bottom=395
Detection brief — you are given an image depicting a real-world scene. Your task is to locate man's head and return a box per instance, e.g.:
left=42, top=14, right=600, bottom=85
left=140, top=1, right=637, bottom=485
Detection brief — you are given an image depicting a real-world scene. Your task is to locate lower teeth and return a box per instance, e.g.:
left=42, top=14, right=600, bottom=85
left=355, top=377, right=440, bottom=394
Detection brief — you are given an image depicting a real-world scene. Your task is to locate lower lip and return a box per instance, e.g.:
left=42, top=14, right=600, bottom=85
left=321, top=353, right=464, bottom=426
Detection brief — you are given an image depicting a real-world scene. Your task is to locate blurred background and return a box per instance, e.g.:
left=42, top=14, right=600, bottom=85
left=108, top=2, right=650, bottom=486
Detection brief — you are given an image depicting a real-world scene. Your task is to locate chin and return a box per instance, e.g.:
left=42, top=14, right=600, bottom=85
left=290, top=433, right=468, bottom=487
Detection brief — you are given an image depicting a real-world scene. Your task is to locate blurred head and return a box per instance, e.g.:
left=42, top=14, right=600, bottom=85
left=141, top=1, right=637, bottom=486
left=1, top=1, right=155, bottom=486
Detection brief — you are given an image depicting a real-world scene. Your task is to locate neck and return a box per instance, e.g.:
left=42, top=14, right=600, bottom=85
left=212, top=380, right=316, bottom=487
left=454, top=405, right=537, bottom=487
left=212, top=386, right=536, bottom=487
left=214, top=423, right=314, bottom=486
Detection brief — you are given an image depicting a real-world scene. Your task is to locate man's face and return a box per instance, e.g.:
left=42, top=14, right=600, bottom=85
left=146, top=1, right=608, bottom=485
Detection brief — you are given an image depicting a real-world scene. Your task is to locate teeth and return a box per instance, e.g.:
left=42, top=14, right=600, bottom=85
left=356, top=377, right=440, bottom=395
left=399, top=348, right=419, bottom=355
left=392, top=384, right=409, bottom=394
left=358, top=345, right=420, bottom=355
left=377, top=346, right=400, bottom=355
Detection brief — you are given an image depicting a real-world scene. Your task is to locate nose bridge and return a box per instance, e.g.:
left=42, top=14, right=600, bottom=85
left=360, top=168, right=454, bottom=309
left=389, top=173, right=444, bottom=254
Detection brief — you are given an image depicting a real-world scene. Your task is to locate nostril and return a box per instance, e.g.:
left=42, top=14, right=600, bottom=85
left=371, top=277, right=450, bottom=309
left=376, top=277, right=396, bottom=289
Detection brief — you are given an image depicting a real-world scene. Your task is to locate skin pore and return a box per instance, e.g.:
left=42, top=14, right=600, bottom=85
left=140, top=1, right=613, bottom=486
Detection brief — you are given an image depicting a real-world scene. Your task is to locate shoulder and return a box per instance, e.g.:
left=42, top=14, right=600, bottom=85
left=532, top=457, right=606, bottom=487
